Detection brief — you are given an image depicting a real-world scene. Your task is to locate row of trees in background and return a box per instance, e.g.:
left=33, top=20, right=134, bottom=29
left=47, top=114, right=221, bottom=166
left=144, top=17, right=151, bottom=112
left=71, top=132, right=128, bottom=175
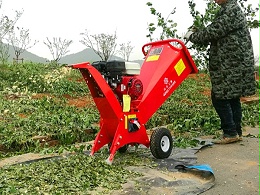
left=42, top=30, right=134, bottom=63
left=0, top=0, right=259, bottom=66
left=79, top=30, right=134, bottom=61
left=0, top=0, right=133, bottom=65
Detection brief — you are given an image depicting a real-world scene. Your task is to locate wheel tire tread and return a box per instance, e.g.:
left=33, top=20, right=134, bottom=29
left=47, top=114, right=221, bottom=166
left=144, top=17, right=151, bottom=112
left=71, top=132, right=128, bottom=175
left=150, top=127, right=173, bottom=159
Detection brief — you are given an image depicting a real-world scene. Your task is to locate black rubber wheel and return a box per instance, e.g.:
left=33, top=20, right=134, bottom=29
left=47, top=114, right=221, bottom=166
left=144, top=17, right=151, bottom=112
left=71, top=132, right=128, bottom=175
left=150, top=127, right=173, bottom=159
left=108, top=143, right=128, bottom=153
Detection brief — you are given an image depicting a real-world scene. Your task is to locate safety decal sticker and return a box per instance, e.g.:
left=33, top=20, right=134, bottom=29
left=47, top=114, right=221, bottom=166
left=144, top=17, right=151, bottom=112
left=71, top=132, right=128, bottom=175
left=124, top=114, right=137, bottom=129
left=146, top=47, right=163, bottom=62
left=174, top=59, right=186, bottom=76
left=123, top=94, right=131, bottom=112
left=146, top=55, right=160, bottom=62
left=128, top=114, right=137, bottom=119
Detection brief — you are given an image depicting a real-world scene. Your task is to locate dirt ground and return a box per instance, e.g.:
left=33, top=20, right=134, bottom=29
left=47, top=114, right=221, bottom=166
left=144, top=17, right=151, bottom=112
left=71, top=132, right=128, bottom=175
left=109, top=125, right=259, bottom=195
left=0, top=126, right=258, bottom=195
left=197, top=125, right=259, bottom=195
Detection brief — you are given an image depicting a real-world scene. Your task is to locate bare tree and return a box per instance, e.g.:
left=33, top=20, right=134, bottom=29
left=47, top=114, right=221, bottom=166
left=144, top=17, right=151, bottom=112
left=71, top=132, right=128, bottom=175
left=118, top=41, right=134, bottom=61
left=8, top=27, right=38, bottom=63
left=80, top=30, right=117, bottom=61
left=0, top=0, right=23, bottom=39
left=0, top=39, right=9, bottom=65
left=43, top=37, right=73, bottom=64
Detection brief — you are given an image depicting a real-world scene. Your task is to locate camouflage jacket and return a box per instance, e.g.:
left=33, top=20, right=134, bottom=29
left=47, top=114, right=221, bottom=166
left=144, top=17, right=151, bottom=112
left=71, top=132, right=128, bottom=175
left=189, top=0, right=256, bottom=99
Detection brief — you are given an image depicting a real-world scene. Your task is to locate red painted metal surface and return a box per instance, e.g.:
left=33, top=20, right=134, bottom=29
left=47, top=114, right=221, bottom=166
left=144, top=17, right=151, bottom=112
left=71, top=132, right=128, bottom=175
left=70, top=39, right=198, bottom=163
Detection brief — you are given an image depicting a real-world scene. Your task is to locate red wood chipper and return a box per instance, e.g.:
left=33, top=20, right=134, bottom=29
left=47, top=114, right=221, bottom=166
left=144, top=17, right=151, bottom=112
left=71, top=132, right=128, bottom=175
left=69, top=39, right=198, bottom=164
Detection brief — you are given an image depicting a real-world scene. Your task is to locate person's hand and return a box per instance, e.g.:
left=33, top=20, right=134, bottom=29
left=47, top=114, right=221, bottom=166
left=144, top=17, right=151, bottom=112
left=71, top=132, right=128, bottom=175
left=184, top=31, right=193, bottom=40
left=189, top=26, right=199, bottom=32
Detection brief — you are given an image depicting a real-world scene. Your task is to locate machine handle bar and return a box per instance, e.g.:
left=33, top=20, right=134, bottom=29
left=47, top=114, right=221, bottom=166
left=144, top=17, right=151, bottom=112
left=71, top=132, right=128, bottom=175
left=142, top=38, right=186, bottom=56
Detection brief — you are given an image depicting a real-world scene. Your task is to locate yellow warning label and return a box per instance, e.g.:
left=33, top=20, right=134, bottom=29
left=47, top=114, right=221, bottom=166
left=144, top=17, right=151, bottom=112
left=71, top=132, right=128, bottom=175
left=128, top=114, right=136, bottom=119
left=123, top=94, right=131, bottom=112
left=146, top=55, right=160, bottom=62
left=174, top=59, right=186, bottom=76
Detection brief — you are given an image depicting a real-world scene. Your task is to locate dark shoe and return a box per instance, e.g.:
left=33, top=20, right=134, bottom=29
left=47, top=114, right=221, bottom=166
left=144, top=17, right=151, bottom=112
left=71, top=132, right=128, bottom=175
left=213, top=135, right=239, bottom=144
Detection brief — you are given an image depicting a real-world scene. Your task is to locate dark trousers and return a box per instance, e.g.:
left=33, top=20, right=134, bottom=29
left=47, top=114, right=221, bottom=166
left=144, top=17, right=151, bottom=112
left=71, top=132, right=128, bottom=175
left=211, top=92, right=242, bottom=137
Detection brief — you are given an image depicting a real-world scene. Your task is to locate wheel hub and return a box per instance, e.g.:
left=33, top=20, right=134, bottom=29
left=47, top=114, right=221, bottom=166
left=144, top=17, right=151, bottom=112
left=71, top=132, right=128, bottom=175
left=161, top=136, right=170, bottom=152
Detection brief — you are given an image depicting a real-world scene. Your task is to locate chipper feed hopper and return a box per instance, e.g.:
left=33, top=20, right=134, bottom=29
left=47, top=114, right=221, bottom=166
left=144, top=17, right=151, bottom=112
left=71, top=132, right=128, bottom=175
left=70, top=39, right=198, bottom=164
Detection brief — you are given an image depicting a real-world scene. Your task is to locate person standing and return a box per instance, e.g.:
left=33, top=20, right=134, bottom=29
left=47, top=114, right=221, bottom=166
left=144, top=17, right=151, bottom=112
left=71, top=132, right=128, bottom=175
left=184, top=0, right=256, bottom=144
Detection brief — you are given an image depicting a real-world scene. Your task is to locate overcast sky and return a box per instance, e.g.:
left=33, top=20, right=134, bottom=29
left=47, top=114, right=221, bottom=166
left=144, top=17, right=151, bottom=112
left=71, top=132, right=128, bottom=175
left=1, top=0, right=259, bottom=61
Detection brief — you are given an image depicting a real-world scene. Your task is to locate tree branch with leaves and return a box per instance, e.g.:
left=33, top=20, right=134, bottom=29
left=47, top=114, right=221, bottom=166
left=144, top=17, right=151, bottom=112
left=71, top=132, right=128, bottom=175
left=146, top=2, right=179, bottom=41
left=187, top=0, right=259, bottom=70
left=146, top=0, right=259, bottom=70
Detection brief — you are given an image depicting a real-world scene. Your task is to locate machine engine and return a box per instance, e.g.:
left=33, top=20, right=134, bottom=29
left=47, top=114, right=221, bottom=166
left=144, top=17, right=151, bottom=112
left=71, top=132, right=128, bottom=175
left=91, top=60, right=143, bottom=101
